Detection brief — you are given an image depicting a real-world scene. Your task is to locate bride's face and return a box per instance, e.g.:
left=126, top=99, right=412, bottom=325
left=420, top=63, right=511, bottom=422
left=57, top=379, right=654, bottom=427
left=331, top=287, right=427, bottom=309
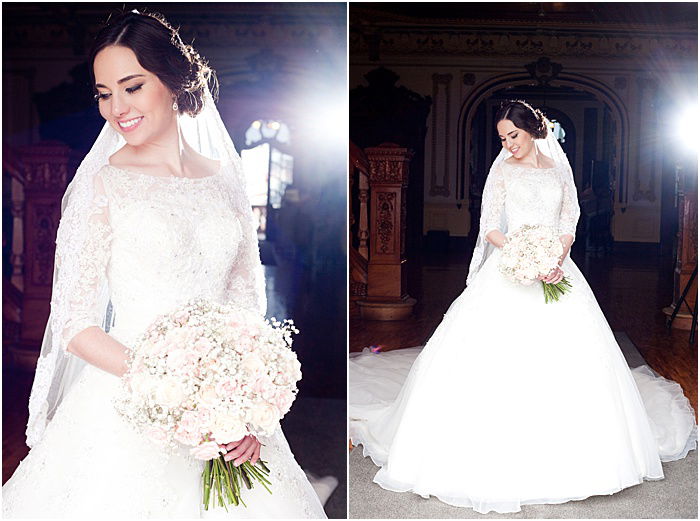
left=497, top=119, right=534, bottom=160
left=93, top=45, right=177, bottom=147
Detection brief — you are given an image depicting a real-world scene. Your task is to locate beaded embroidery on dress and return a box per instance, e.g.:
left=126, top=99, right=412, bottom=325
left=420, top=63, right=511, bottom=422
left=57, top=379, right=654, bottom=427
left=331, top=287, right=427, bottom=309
left=2, top=165, right=327, bottom=518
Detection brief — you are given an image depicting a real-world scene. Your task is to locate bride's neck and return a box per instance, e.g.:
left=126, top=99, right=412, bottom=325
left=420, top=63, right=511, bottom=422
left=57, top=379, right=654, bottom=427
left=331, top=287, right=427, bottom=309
left=514, top=145, right=543, bottom=169
left=126, top=121, right=188, bottom=176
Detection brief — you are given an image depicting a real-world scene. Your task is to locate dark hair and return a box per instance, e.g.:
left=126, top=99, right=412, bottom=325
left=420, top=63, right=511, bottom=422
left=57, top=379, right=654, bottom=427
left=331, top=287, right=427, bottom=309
left=495, top=100, right=548, bottom=139
left=89, top=10, right=217, bottom=116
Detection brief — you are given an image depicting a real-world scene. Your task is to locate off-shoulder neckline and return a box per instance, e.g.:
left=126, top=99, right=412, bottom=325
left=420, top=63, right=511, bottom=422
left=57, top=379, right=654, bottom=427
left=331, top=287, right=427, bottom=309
left=104, top=160, right=224, bottom=181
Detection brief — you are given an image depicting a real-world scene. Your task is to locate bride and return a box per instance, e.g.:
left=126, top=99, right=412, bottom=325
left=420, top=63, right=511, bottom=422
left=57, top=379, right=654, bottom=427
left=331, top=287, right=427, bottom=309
left=350, top=100, right=697, bottom=514
left=3, top=11, right=327, bottom=518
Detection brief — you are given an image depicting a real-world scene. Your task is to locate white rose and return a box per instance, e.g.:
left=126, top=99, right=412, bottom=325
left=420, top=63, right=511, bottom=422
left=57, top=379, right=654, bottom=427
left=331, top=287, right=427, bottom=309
left=154, top=376, right=185, bottom=408
left=241, top=353, right=266, bottom=377
left=248, top=402, right=280, bottom=434
left=166, top=348, right=189, bottom=372
left=210, top=413, right=248, bottom=444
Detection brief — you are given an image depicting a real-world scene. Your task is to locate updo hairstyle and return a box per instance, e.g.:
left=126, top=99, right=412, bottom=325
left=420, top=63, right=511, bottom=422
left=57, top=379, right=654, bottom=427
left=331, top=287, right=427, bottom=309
left=89, top=10, right=217, bottom=116
left=495, top=100, right=548, bottom=139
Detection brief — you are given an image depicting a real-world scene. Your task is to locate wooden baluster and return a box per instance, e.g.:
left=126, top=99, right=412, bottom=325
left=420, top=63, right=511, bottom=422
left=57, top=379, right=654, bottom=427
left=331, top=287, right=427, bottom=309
left=357, top=165, right=369, bottom=261
left=10, top=177, right=25, bottom=291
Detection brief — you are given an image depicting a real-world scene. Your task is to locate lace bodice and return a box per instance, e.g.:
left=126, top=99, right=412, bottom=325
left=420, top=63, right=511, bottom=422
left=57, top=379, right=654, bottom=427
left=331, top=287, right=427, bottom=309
left=63, top=164, right=266, bottom=348
left=480, top=161, right=578, bottom=238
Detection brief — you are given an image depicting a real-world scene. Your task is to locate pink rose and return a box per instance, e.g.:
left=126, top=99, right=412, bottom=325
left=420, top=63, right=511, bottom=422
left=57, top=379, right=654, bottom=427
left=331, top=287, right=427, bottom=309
left=146, top=425, right=167, bottom=443
left=199, top=385, right=219, bottom=406
left=215, top=378, right=238, bottom=398
left=197, top=408, right=213, bottom=430
left=189, top=440, right=225, bottom=461
left=194, top=337, right=213, bottom=355
left=275, top=391, right=294, bottom=415
left=227, top=319, right=243, bottom=329
left=178, top=410, right=201, bottom=435
left=174, top=426, right=200, bottom=446
left=173, top=311, right=190, bottom=326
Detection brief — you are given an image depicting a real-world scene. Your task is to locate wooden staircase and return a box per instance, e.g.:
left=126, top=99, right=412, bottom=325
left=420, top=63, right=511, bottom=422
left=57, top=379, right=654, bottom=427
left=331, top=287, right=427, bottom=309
left=3, top=142, right=72, bottom=371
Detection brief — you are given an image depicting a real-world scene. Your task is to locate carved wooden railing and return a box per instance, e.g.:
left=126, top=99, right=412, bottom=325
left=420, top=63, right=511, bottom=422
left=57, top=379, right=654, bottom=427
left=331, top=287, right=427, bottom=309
left=3, top=142, right=71, bottom=370
left=351, top=142, right=417, bottom=320
left=349, top=141, right=369, bottom=301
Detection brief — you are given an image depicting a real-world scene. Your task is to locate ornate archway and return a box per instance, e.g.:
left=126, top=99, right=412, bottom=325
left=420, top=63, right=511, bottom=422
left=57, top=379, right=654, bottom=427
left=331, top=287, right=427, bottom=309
left=458, top=72, right=630, bottom=209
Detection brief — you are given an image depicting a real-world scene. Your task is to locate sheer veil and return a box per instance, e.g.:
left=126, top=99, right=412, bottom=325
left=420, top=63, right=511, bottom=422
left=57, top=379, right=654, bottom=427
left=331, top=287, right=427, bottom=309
left=465, top=119, right=579, bottom=286
left=25, top=88, right=262, bottom=448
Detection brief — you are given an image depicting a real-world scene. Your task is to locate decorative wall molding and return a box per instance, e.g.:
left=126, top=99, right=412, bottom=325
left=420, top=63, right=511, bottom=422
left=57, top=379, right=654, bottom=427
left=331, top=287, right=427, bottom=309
left=462, top=73, right=476, bottom=86
left=4, top=19, right=345, bottom=53
left=525, top=57, right=563, bottom=85
left=429, top=73, right=452, bottom=197
left=350, top=29, right=696, bottom=60
left=632, top=76, right=660, bottom=203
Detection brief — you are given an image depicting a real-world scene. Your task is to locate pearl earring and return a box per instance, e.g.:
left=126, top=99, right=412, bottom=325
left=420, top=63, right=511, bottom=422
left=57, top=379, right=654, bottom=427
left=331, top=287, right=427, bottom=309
left=172, top=101, right=178, bottom=111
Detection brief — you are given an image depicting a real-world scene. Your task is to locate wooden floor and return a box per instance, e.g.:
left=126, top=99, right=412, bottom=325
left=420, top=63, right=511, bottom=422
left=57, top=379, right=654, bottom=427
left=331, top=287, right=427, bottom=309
left=350, top=247, right=698, bottom=417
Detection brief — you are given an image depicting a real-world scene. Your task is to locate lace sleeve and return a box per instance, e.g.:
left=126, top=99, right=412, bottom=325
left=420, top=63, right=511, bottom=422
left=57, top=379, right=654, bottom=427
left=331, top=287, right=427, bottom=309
left=53, top=169, right=112, bottom=352
left=480, top=162, right=506, bottom=236
left=558, top=176, right=580, bottom=240
left=225, top=170, right=267, bottom=316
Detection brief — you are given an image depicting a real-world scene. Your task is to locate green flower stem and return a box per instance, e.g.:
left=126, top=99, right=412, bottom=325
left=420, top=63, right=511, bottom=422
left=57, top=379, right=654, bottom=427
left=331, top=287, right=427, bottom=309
left=203, top=461, right=212, bottom=508
left=245, top=462, right=272, bottom=486
left=541, top=277, right=572, bottom=303
left=202, top=456, right=272, bottom=510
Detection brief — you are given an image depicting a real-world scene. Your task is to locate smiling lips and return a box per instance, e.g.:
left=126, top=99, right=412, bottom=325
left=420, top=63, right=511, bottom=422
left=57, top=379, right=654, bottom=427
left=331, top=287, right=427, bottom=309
left=117, top=116, right=143, bottom=132
left=511, top=146, right=520, bottom=154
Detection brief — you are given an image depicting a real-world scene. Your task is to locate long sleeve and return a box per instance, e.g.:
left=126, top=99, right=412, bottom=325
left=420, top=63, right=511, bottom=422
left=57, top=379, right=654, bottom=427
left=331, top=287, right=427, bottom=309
left=52, top=169, right=112, bottom=352
left=225, top=176, right=267, bottom=316
left=27, top=167, right=113, bottom=447
left=479, top=162, right=506, bottom=237
left=558, top=177, right=580, bottom=240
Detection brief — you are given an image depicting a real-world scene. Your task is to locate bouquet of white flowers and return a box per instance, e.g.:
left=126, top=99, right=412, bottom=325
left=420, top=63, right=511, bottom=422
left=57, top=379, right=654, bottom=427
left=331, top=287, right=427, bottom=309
left=498, top=224, right=573, bottom=303
left=114, top=299, right=301, bottom=510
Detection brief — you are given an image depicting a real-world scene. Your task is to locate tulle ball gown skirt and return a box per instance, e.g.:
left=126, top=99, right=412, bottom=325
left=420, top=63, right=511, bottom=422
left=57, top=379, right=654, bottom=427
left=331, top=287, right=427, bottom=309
left=350, top=248, right=697, bottom=514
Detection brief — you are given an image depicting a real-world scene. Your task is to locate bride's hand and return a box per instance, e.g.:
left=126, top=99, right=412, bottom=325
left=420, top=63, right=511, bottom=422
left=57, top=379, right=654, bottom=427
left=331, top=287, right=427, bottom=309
left=219, top=435, right=261, bottom=466
left=539, top=265, right=564, bottom=284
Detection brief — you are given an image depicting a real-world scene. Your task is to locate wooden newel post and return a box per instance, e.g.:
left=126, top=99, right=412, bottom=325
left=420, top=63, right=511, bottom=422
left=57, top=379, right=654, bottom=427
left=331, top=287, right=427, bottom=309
left=357, top=143, right=417, bottom=320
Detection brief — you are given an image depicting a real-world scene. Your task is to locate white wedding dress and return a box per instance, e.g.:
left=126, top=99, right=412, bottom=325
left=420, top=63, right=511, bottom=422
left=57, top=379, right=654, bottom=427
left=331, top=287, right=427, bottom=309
left=3, top=164, right=327, bottom=518
left=350, top=160, right=697, bottom=514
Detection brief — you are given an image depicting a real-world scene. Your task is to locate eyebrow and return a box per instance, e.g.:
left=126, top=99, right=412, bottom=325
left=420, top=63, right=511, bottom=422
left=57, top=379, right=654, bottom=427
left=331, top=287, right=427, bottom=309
left=94, top=74, right=145, bottom=89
